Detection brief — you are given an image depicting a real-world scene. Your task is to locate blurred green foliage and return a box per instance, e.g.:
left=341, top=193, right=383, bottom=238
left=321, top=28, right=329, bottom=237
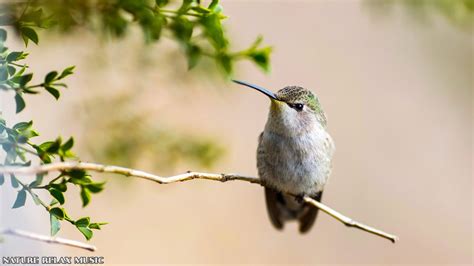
left=367, top=0, right=474, bottom=30
left=0, top=0, right=272, bottom=74
left=81, top=94, right=224, bottom=171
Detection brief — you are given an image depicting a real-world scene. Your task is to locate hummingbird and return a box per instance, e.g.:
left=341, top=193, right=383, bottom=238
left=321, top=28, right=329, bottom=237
left=233, top=80, right=335, bottom=233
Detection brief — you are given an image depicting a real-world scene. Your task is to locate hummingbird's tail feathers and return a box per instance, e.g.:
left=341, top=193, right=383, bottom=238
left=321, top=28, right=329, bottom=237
left=298, top=191, right=323, bottom=233
left=265, top=187, right=323, bottom=233
left=264, top=187, right=284, bottom=230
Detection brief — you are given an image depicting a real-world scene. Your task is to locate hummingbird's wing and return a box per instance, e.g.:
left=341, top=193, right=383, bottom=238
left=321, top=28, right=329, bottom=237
left=258, top=132, right=284, bottom=230
left=298, top=191, right=323, bottom=233
left=264, top=187, right=284, bottom=230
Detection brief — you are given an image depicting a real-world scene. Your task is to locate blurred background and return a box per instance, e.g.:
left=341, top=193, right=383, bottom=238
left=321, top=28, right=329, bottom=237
left=1, top=0, right=472, bottom=264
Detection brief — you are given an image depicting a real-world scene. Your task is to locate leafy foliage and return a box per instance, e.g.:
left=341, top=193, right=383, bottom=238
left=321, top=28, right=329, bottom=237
left=366, top=0, right=474, bottom=30
left=0, top=0, right=271, bottom=242
left=0, top=115, right=106, bottom=240
left=0, top=0, right=272, bottom=74
left=0, top=35, right=75, bottom=112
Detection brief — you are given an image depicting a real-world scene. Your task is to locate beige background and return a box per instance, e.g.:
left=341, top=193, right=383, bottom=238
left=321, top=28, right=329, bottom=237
left=1, top=0, right=472, bottom=264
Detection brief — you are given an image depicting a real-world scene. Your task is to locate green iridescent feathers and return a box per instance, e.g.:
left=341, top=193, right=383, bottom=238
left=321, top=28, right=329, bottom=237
left=276, top=86, right=327, bottom=127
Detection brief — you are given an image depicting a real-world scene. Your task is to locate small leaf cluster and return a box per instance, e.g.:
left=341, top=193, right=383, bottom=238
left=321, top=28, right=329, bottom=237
left=49, top=202, right=106, bottom=240
left=46, top=170, right=106, bottom=240
left=0, top=4, right=54, bottom=46
left=0, top=29, right=75, bottom=112
left=0, top=117, right=107, bottom=240
left=0, top=0, right=272, bottom=74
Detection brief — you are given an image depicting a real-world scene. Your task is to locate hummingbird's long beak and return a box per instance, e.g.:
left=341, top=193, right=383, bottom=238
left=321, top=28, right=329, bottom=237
left=232, top=79, right=278, bottom=100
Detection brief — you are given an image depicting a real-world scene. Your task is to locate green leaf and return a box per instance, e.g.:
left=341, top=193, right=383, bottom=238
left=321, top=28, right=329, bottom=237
left=200, top=13, right=228, bottom=50
left=86, top=182, right=105, bottom=193
left=18, top=150, right=27, bottom=162
left=50, top=182, right=67, bottom=192
left=22, top=8, right=44, bottom=26
left=35, top=148, right=51, bottom=163
left=29, top=174, right=44, bottom=188
left=249, top=46, right=272, bottom=72
left=186, top=44, right=201, bottom=70
left=7, top=66, right=16, bottom=76
left=48, top=188, right=65, bottom=205
left=13, top=66, right=26, bottom=78
left=6, top=51, right=24, bottom=62
left=208, top=0, right=219, bottom=9
left=45, top=86, right=60, bottom=100
left=10, top=174, right=19, bottom=188
left=50, top=214, right=61, bottom=236
left=21, top=88, right=38, bottom=94
left=155, top=0, right=169, bottom=7
left=2, top=143, right=13, bottom=154
left=178, top=0, right=193, bottom=13
left=102, top=9, right=128, bottom=37
left=70, top=176, right=93, bottom=185
left=76, top=226, right=93, bottom=240
left=38, top=141, right=53, bottom=151
left=16, top=134, right=28, bottom=144
left=13, top=121, right=32, bottom=131
left=50, top=207, right=65, bottom=220
left=171, top=17, right=193, bottom=42
left=216, top=53, right=232, bottom=74
left=67, top=169, right=87, bottom=179
left=40, top=138, right=61, bottom=153
left=75, top=217, right=90, bottom=227
left=44, top=71, right=58, bottom=84
left=89, top=223, right=105, bottom=230
left=6, top=148, right=17, bottom=163
left=17, top=73, right=33, bottom=87
left=29, top=191, right=42, bottom=205
left=12, top=190, right=27, bottom=208
left=62, top=137, right=74, bottom=151
left=0, top=28, right=6, bottom=42
left=191, top=6, right=211, bottom=14
left=89, top=223, right=100, bottom=230
left=0, top=66, right=7, bottom=81
left=14, top=94, right=26, bottom=113
left=58, top=66, right=75, bottom=79
left=20, top=27, right=39, bottom=46
left=21, top=128, right=39, bottom=139
left=80, top=187, right=91, bottom=207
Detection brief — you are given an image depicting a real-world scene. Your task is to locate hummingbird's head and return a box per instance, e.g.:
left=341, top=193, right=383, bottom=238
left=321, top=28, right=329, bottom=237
left=232, top=80, right=327, bottom=135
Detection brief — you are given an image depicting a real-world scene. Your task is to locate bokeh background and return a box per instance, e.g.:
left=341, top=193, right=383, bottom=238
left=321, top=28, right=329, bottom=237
left=1, top=0, right=472, bottom=264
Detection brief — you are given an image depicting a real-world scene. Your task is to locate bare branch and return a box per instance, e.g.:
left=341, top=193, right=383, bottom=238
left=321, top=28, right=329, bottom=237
left=1, top=228, right=97, bottom=252
left=0, top=162, right=399, bottom=243
left=302, top=197, right=399, bottom=242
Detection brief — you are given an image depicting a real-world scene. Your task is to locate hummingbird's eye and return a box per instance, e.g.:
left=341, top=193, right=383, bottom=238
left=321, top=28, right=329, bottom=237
left=294, top=103, right=304, bottom=111
left=288, top=103, right=304, bottom=111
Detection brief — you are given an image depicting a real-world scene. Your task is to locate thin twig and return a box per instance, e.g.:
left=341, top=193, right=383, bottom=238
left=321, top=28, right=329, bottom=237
left=0, top=161, right=399, bottom=243
left=1, top=228, right=97, bottom=252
